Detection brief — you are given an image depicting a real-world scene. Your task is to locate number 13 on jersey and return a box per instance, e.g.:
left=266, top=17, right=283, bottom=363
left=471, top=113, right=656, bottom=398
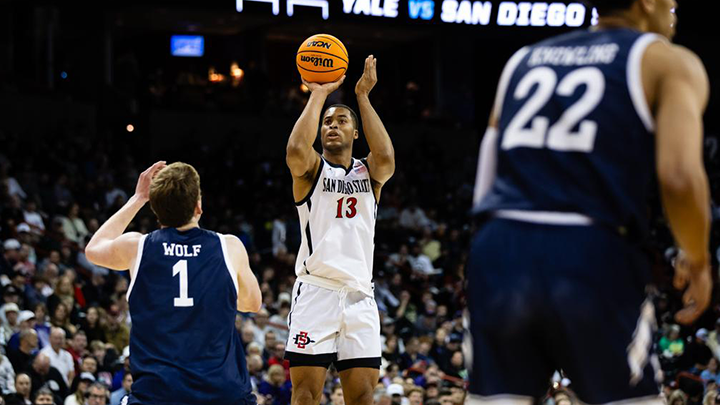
left=336, top=197, right=358, bottom=218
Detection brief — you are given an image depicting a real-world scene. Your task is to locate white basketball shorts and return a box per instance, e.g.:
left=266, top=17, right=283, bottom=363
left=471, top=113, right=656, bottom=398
left=283, top=280, right=381, bottom=371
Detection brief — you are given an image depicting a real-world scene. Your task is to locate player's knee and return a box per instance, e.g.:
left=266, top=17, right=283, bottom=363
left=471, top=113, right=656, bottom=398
left=292, top=385, right=323, bottom=405
left=344, top=386, right=374, bottom=405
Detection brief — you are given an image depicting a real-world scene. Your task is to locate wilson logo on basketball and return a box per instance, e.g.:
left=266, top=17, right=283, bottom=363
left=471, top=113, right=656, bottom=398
left=299, top=55, right=334, bottom=68
left=307, top=40, right=332, bottom=49
left=293, top=331, right=315, bottom=349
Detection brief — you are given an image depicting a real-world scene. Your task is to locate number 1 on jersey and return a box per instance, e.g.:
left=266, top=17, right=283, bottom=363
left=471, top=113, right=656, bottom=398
left=173, top=260, right=194, bottom=307
left=336, top=197, right=358, bottom=218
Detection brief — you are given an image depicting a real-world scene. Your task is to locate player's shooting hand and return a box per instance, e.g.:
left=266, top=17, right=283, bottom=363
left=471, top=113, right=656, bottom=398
left=302, top=75, right=345, bottom=96
left=135, top=161, right=167, bottom=203
left=673, top=251, right=712, bottom=325
left=355, top=55, right=377, bottom=97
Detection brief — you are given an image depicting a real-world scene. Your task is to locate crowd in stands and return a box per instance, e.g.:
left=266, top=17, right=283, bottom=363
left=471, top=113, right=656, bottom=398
left=1, top=119, right=719, bottom=405
left=0, top=124, right=476, bottom=405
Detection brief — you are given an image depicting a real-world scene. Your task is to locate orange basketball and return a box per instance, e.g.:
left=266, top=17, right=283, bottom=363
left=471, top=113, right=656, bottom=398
left=296, top=34, right=348, bottom=84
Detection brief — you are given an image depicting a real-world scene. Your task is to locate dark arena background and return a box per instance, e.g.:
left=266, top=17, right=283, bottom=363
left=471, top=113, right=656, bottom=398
left=0, top=1, right=718, bottom=404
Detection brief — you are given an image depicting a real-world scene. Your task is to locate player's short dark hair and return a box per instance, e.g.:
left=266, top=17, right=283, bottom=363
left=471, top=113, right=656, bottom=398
left=325, top=104, right=359, bottom=130
left=584, top=0, right=636, bottom=15
left=149, top=162, right=201, bottom=228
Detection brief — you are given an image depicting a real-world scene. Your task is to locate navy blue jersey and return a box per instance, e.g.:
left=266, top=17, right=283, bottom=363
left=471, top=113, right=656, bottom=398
left=476, top=28, right=662, bottom=238
left=127, top=227, right=254, bottom=405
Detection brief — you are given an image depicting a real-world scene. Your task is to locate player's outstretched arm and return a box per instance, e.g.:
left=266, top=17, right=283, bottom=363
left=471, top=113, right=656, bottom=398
left=286, top=76, right=345, bottom=179
left=86, top=161, right=166, bottom=271
left=356, top=55, right=395, bottom=187
left=650, top=42, right=711, bottom=324
left=225, top=235, right=262, bottom=313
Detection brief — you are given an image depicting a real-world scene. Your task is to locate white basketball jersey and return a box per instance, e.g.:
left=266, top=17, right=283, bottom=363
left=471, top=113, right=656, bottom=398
left=295, top=156, right=376, bottom=297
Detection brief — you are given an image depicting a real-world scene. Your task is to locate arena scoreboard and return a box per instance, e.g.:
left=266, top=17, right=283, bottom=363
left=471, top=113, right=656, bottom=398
left=235, top=0, right=598, bottom=28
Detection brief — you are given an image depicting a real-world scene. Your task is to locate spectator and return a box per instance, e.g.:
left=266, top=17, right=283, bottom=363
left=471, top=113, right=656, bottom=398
left=33, top=387, right=55, bottom=405
left=63, top=372, right=95, bottom=405
left=110, top=347, right=129, bottom=392
left=33, top=303, right=51, bottom=350
left=39, top=328, right=75, bottom=386
left=58, top=204, right=88, bottom=246
left=262, top=331, right=277, bottom=362
left=7, top=329, right=38, bottom=374
left=399, top=338, right=430, bottom=371
left=26, top=353, right=68, bottom=401
left=328, top=384, right=344, bottom=405
left=383, top=334, right=400, bottom=365
left=398, top=205, right=430, bottom=231
left=102, top=316, right=128, bottom=354
left=407, top=387, right=424, bottom=405
left=110, top=373, right=132, bottom=405
left=86, top=382, right=109, bottom=405
left=682, top=328, right=713, bottom=372
left=1, top=239, right=21, bottom=278
left=1, top=303, right=21, bottom=344
left=0, top=351, right=15, bottom=395
left=69, top=355, right=98, bottom=394
left=78, top=307, right=105, bottom=344
left=13, top=242, right=35, bottom=277
left=667, top=389, right=688, bottom=405
left=268, top=300, right=290, bottom=343
left=22, top=201, right=45, bottom=236
left=441, top=351, right=465, bottom=381
left=22, top=277, right=46, bottom=311
left=387, top=384, right=404, bottom=405
left=708, top=319, right=720, bottom=361
left=251, top=309, right=271, bottom=347
left=65, top=331, right=87, bottom=376
left=660, top=325, right=685, bottom=358
left=49, top=302, right=77, bottom=338
left=3, top=373, right=31, bottom=405
left=701, top=358, right=719, bottom=384
left=247, top=354, right=264, bottom=392
left=418, top=228, right=441, bottom=263
left=258, top=364, right=291, bottom=405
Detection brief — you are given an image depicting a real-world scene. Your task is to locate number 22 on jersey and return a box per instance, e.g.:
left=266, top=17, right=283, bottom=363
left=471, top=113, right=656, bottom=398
left=502, top=66, right=605, bottom=153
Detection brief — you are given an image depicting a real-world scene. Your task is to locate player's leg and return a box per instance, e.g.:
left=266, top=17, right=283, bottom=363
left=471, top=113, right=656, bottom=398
left=540, top=224, right=662, bottom=404
left=465, top=219, right=557, bottom=402
left=290, top=366, right=329, bottom=405
left=335, top=291, right=383, bottom=405
left=285, top=281, right=343, bottom=405
left=338, top=367, right=379, bottom=405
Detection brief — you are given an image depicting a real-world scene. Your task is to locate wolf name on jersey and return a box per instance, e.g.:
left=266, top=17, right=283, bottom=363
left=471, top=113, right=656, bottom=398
left=295, top=156, right=377, bottom=296
left=126, top=227, right=253, bottom=405
left=475, top=29, right=662, bottom=240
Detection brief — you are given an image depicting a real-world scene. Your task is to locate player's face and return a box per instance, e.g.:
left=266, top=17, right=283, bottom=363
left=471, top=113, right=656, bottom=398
left=321, top=107, right=358, bottom=153
left=648, top=0, right=677, bottom=39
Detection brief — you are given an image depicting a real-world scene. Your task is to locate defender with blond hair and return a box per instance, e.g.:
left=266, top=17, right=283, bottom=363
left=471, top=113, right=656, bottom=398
left=85, top=161, right=261, bottom=405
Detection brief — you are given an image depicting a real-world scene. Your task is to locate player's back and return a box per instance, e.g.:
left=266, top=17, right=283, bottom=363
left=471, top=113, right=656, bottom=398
left=477, top=28, right=662, bottom=239
left=126, top=227, right=253, bottom=405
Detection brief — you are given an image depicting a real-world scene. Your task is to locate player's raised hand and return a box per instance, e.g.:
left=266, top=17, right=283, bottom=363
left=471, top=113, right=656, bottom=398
left=135, top=161, right=167, bottom=203
left=302, top=75, right=345, bottom=96
left=355, top=55, right=377, bottom=97
left=673, top=251, right=712, bottom=325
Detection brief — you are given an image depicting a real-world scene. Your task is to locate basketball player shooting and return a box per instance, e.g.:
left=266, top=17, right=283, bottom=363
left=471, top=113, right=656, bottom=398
left=468, top=0, right=711, bottom=403
left=85, top=161, right=261, bottom=405
left=285, top=55, right=395, bottom=405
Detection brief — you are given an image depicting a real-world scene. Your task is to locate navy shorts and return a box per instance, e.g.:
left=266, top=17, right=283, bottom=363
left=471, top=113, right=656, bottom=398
left=466, top=218, right=660, bottom=404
